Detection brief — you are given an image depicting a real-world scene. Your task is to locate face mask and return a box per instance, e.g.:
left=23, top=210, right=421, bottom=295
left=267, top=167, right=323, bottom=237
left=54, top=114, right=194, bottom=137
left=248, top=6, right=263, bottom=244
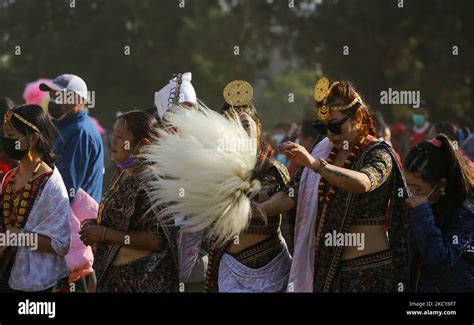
left=425, top=182, right=442, bottom=204
left=116, top=142, right=141, bottom=169
left=117, top=155, right=138, bottom=170
left=412, top=113, right=426, bottom=126
left=48, top=100, right=75, bottom=121
left=48, top=100, right=63, bottom=119
left=1, top=136, right=28, bottom=160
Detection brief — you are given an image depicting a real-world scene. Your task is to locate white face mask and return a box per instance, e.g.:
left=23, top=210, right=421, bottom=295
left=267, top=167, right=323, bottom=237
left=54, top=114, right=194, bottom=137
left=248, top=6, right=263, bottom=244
left=425, top=182, right=442, bottom=204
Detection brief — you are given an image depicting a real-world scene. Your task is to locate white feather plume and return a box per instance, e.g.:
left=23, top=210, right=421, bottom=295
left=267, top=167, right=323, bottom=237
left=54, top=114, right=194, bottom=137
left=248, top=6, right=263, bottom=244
left=141, top=103, right=261, bottom=245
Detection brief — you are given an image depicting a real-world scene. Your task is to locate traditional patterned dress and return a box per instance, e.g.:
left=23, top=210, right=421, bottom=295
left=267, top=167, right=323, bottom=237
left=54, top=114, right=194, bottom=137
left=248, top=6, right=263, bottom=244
left=0, top=167, right=71, bottom=292
left=285, top=136, right=410, bottom=292
left=93, top=164, right=179, bottom=292
left=205, top=160, right=292, bottom=292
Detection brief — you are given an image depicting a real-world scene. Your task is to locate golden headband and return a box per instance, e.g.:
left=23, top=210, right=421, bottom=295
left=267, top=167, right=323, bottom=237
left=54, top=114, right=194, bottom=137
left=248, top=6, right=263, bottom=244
left=4, top=110, right=40, bottom=133
left=313, top=77, right=362, bottom=121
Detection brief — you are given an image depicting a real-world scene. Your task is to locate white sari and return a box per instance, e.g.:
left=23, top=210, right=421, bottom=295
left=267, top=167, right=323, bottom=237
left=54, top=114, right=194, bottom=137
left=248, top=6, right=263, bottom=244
left=287, top=137, right=333, bottom=292
left=3, top=167, right=71, bottom=291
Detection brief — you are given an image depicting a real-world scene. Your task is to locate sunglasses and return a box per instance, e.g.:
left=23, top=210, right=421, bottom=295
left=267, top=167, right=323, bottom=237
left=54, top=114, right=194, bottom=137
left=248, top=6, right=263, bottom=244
left=312, top=116, right=349, bottom=135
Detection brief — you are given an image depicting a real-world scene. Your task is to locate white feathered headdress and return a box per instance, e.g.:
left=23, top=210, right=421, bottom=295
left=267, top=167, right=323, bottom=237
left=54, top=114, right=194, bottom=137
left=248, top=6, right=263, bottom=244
left=141, top=103, right=264, bottom=245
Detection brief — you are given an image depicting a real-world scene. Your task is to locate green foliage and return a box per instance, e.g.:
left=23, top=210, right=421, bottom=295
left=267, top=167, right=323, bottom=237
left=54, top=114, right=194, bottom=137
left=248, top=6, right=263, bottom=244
left=290, top=0, right=474, bottom=127
left=0, top=0, right=473, bottom=129
left=258, top=65, right=319, bottom=130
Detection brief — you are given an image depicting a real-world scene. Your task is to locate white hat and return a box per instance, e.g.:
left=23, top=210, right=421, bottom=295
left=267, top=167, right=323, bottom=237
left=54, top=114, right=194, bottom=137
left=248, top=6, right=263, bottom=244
left=39, top=74, right=88, bottom=102
left=154, top=72, right=196, bottom=118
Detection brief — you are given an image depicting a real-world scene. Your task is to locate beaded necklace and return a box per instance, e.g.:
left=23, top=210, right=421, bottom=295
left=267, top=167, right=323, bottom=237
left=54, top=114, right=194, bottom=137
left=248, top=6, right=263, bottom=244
left=3, top=161, right=43, bottom=230
left=96, top=169, right=127, bottom=225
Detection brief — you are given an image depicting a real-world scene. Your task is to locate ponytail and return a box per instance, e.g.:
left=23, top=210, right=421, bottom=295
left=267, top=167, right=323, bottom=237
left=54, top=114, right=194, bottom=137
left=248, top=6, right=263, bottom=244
left=435, top=134, right=474, bottom=202
left=406, top=133, right=474, bottom=228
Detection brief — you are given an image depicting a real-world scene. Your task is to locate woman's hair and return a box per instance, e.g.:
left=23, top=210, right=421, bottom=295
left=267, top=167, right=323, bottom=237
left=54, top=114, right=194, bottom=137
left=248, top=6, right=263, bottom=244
left=221, top=102, right=262, bottom=125
left=318, top=81, right=376, bottom=136
left=9, top=104, right=59, bottom=168
left=0, top=97, right=15, bottom=114
left=405, top=134, right=474, bottom=228
left=432, top=122, right=457, bottom=141
left=117, top=110, right=160, bottom=145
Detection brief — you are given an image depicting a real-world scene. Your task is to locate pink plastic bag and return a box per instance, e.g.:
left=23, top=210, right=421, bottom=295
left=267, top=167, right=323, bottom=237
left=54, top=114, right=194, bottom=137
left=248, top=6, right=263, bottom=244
left=66, top=188, right=99, bottom=283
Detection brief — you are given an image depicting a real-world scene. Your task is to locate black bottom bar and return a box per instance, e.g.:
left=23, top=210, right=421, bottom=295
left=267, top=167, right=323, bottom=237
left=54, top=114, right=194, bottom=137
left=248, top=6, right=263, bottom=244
left=0, top=293, right=473, bottom=322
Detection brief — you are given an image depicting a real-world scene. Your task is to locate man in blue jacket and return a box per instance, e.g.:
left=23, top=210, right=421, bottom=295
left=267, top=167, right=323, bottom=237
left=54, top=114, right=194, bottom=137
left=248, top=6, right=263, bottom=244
left=40, top=74, right=104, bottom=204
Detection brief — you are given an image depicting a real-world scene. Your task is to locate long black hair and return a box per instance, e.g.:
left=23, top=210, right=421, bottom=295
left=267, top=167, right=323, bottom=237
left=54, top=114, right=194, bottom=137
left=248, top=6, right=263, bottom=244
left=8, top=104, right=59, bottom=168
left=405, top=134, right=474, bottom=228
left=116, top=110, right=160, bottom=145
left=0, top=97, right=15, bottom=115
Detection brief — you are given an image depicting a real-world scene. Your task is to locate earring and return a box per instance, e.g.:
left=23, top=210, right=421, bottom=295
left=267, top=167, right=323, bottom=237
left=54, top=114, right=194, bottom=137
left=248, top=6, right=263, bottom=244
left=441, top=188, right=446, bottom=197
left=358, top=124, right=369, bottom=140
left=28, top=150, right=33, bottom=162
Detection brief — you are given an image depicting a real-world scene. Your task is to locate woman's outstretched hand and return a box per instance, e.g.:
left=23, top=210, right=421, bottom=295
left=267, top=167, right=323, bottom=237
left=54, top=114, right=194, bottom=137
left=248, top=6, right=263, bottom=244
left=279, top=141, right=315, bottom=168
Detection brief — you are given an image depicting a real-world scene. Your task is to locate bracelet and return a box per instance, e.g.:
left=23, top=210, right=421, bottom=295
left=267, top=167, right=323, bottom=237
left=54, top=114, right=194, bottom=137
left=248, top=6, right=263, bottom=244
left=80, top=219, right=96, bottom=229
left=101, top=227, right=107, bottom=242
left=314, top=157, right=328, bottom=173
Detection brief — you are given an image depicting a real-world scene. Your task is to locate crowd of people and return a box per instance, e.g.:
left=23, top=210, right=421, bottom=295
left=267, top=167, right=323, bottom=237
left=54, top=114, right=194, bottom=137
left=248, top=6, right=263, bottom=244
left=0, top=72, right=473, bottom=293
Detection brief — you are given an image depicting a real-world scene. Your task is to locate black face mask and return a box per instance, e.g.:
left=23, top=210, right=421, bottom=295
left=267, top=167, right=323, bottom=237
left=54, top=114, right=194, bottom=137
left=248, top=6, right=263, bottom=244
left=1, top=136, right=28, bottom=160
left=48, top=100, right=63, bottom=120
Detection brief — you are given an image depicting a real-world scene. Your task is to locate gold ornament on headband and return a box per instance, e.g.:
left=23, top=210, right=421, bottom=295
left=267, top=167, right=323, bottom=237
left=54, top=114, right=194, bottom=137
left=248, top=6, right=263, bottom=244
left=223, top=80, right=253, bottom=107
left=313, top=77, right=362, bottom=121
left=314, top=77, right=331, bottom=102
left=3, top=110, right=13, bottom=124
left=4, top=110, right=40, bottom=132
